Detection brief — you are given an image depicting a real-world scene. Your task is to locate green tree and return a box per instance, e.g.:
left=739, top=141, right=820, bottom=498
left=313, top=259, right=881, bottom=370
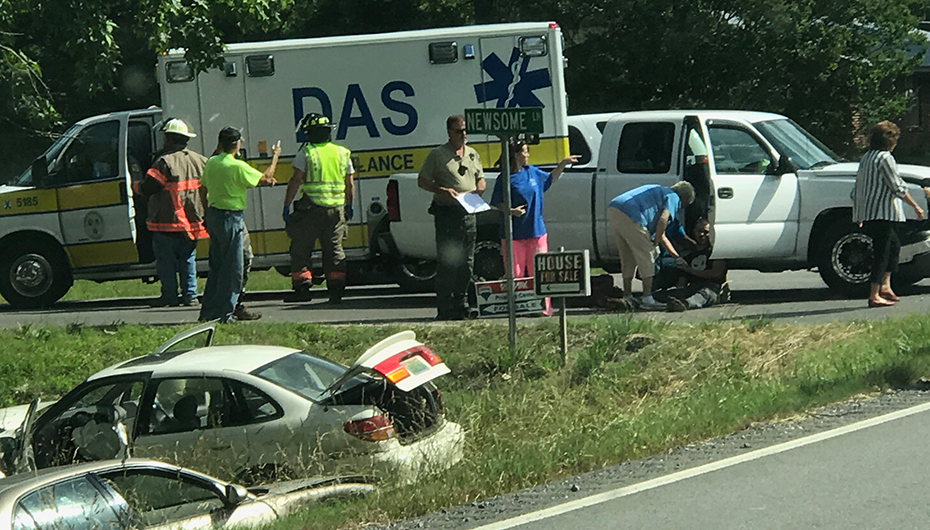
left=0, top=0, right=293, bottom=180
left=563, top=0, right=929, bottom=156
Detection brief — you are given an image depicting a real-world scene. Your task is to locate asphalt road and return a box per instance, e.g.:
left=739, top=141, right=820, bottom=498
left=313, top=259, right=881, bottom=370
left=478, top=402, right=930, bottom=529
left=381, top=390, right=930, bottom=530
left=2, top=269, right=930, bottom=328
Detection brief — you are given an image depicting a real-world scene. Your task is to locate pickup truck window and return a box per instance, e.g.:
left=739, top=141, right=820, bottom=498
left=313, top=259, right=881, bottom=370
left=707, top=126, right=772, bottom=174
left=617, top=122, right=674, bottom=174
left=567, top=125, right=593, bottom=165
left=754, top=118, right=840, bottom=170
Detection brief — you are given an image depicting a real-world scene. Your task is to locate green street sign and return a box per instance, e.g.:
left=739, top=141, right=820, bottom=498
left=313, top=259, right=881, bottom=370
left=465, top=107, right=544, bottom=135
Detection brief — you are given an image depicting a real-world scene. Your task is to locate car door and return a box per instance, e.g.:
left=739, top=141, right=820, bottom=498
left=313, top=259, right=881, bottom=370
left=597, top=119, right=681, bottom=258
left=132, top=376, right=253, bottom=481
left=13, top=475, right=125, bottom=530
left=705, top=120, right=800, bottom=259
left=46, top=117, right=141, bottom=268
left=97, top=467, right=276, bottom=530
left=31, top=377, right=145, bottom=470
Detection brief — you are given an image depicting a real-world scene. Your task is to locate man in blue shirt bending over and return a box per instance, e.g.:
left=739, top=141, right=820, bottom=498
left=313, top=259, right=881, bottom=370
left=607, top=181, right=694, bottom=310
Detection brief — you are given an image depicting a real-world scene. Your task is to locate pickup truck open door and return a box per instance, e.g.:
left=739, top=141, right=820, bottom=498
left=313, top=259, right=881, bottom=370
left=704, top=119, right=800, bottom=259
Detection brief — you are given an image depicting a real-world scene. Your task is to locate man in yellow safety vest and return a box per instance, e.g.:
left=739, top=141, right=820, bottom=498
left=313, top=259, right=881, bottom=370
left=282, top=113, right=355, bottom=304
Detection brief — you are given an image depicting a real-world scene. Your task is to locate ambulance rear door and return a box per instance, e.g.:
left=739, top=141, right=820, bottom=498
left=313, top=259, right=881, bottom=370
left=195, top=55, right=268, bottom=255
left=475, top=29, right=563, bottom=165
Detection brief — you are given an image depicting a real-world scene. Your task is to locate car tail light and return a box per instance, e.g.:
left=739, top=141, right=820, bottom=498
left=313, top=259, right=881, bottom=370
left=386, top=180, right=400, bottom=221
left=373, top=346, right=444, bottom=385
left=343, top=414, right=397, bottom=442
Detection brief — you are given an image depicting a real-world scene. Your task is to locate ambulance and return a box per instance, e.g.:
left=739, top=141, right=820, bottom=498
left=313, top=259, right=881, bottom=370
left=0, top=22, right=570, bottom=308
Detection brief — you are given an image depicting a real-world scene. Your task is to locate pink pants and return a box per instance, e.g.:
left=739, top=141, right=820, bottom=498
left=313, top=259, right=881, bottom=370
left=501, top=233, right=552, bottom=316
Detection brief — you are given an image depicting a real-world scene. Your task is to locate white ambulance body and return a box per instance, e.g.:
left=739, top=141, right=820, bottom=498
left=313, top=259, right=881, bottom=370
left=0, top=22, right=569, bottom=308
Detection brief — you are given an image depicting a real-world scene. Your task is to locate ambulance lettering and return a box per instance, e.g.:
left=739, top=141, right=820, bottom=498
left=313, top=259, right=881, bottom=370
left=474, top=48, right=552, bottom=108
left=366, top=153, right=414, bottom=173
left=292, top=81, right=418, bottom=142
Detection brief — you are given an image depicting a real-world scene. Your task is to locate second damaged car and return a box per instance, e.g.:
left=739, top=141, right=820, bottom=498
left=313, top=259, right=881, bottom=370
left=0, top=458, right=373, bottom=530
left=0, top=324, right=463, bottom=484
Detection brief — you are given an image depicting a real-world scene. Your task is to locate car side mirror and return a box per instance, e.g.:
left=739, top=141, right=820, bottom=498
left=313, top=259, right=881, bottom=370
left=225, top=483, right=249, bottom=505
left=31, top=157, right=48, bottom=188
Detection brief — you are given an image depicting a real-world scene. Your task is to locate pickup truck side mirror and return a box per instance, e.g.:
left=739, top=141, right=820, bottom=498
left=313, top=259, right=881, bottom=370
left=31, top=156, right=48, bottom=188
left=770, top=155, right=796, bottom=176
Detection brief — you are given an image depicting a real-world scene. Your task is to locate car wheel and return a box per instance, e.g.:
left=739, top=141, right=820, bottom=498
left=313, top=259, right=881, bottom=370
left=0, top=241, right=73, bottom=308
left=473, top=239, right=504, bottom=282
left=393, top=256, right=437, bottom=292
left=817, top=221, right=871, bottom=296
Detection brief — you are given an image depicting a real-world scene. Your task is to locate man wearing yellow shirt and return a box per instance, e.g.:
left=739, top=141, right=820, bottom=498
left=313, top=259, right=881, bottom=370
left=198, top=127, right=280, bottom=322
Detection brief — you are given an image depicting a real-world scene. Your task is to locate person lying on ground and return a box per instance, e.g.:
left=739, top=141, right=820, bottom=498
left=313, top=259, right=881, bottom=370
left=652, top=217, right=728, bottom=312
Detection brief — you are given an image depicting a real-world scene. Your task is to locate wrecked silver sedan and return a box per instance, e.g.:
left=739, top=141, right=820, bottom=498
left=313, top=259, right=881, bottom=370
left=0, top=324, right=463, bottom=485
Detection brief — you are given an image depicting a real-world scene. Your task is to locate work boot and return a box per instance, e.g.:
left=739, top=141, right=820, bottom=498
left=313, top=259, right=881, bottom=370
left=232, top=304, right=262, bottom=321
left=327, top=281, right=346, bottom=305
left=283, top=286, right=313, bottom=303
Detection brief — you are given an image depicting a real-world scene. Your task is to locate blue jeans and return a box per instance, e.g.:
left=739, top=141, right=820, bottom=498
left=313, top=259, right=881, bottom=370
left=151, top=232, right=198, bottom=303
left=199, top=208, right=243, bottom=322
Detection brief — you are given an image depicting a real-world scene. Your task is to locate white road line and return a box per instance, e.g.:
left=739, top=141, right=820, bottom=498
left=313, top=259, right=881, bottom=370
left=471, top=400, right=930, bottom=530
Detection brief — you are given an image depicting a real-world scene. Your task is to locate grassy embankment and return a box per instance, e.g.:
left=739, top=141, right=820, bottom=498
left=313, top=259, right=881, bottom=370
left=55, top=269, right=294, bottom=302
left=2, top=314, right=930, bottom=529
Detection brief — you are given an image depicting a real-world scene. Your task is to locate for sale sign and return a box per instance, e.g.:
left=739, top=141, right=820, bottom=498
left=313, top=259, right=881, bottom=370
left=474, top=277, right=544, bottom=318
left=534, top=250, right=591, bottom=297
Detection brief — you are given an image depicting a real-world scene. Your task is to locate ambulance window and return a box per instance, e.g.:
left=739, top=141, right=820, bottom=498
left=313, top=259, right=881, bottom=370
left=165, top=61, right=194, bottom=83
left=246, top=55, right=274, bottom=77
left=616, top=122, right=674, bottom=174
left=127, top=121, right=153, bottom=182
left=53, top=121, right=120, bottom=185
left=519, top=36, right=548, bottom=57
left=429, top=42, right=458, bottom=64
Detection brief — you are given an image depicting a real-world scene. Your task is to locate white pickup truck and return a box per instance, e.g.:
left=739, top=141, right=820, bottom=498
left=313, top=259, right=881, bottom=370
left=382, top=110, right=930, bottom=294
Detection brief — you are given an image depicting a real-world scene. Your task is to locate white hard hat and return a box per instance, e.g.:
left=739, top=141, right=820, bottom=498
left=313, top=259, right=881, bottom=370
left=162, top=119, right=197, bottom=138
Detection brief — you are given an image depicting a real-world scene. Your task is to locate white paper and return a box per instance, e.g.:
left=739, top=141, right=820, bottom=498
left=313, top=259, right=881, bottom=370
left=456, top=192, right=492, bottom=213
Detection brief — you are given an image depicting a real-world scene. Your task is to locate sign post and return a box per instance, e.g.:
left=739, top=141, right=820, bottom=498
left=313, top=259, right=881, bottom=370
left=466, top=108, right=544, bottom=354
left=535, top=248, right=591, bottom=364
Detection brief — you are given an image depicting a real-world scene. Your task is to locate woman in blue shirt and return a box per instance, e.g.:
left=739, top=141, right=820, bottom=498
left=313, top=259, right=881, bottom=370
left=491, top=141, right=578, bottom=315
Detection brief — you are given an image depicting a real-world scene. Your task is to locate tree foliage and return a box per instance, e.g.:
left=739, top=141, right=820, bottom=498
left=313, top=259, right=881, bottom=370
left=0, top=0, right=928, bottom=170
left=561, top=0, right=930, bottom=155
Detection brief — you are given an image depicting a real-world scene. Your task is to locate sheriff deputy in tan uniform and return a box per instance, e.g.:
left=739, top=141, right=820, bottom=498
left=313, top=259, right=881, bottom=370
left=283, top=113, right=355, bottom=304
left=418, top=114, right=485, bottom=320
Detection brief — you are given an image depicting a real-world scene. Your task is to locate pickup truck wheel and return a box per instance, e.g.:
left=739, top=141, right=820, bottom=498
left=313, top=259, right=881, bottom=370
left=473, top=240, right=505, bottom=282
left=817, top=222, right=871, bottom=295
left=0, top=242, right=73, bottom=308
left=393, top=257, right=437, bottom=292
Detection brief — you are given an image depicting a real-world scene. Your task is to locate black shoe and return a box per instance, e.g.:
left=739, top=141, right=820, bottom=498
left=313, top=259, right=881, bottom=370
left=180, top=296, right=199, bottom=307
left=150, top=297, right=179, bottom=308
left=284, top=287, right=313, bottom=303
left=233, top=304, right=262, bottom=321
left=328, top=297, right=343, bottom=305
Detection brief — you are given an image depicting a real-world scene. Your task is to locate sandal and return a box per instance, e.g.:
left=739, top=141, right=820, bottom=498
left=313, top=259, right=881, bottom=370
left=868, top=298, right=895, bottom=308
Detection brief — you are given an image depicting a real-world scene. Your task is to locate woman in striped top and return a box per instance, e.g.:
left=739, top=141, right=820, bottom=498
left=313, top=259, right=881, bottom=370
left=851, top=120, right=924, bottom=307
